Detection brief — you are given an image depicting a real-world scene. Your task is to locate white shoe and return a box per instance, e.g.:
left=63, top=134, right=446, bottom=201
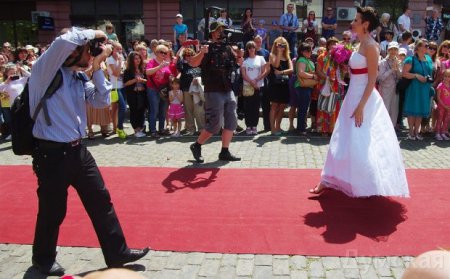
left=134, top=131, right=146, bottom=138
left=245, top=127, right=252, bottom=135
left=441, top=134, right=450, bottom=141
left=171, top=132, right=180, bottom=137
left=5, top=135, right=11, bottom=141
left=436, top=134, right=443, bottom=141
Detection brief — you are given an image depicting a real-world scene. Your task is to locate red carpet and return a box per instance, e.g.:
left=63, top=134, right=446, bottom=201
left=0, top=165, right=449, bottom=256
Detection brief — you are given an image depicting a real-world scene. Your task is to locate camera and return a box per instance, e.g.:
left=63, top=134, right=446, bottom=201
left=425, top=75, right=434, bottom=83
left=10, top=75, right=20, bottom=81
left=89, top=37, right=106, bottom=57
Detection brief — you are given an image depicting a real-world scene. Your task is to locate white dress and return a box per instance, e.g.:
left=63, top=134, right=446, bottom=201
left=321, top=52, right=409, bottom=197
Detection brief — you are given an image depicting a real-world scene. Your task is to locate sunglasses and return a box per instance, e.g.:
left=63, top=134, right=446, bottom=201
left=343, top=38, right=351, bottom=41
left=277, top=44, right=287, bottom=48
left=159, top=51, right=168, bottom=55
left=442, top=45, right=449, bottom=48
left=427, top=46, right=437, bottom=50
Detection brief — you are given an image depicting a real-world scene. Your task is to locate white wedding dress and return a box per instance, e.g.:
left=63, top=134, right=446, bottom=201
left=321, top=52, right=409, bottom=197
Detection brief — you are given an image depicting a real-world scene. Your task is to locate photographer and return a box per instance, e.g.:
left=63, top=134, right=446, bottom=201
left=188, top=21, right=241, bottom=163
left=28, top=27, right=149, bottom=276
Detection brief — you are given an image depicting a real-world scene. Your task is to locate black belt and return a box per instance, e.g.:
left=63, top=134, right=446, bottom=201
left=36, top=138, right=82, bottom=149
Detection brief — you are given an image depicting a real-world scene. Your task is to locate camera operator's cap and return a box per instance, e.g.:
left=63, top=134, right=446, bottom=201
left=209, top=21, right=226, bottom=32
left=176, top=13, right=183, bottom=18
left=388, top=41, right=399, bottom=50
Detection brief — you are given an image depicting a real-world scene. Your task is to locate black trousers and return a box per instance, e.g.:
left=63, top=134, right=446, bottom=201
left=244, top=89, right=261, bottom=127
left=32, top=141, right=128, bottom=266
left=260, top=86, right=271, bottom=130
left=127, top=91, right=147, bottom=130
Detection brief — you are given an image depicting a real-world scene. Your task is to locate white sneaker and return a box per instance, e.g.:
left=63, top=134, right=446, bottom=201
left=441, top=134, right=450, bottom=141
left=5, top=135, right=11, bottom=141
left=436, top=134, right=443, bottom=141
left=134, top=131, right=146, bottom=138
left=171, top=132, right=180, bottom=137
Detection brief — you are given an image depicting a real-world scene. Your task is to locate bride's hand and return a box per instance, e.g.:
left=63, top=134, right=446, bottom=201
left=351, top=105, right=364, bottom=127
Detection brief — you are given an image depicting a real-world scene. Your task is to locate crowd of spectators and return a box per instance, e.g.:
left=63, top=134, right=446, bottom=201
left=1, top=5, right=449, bottom=143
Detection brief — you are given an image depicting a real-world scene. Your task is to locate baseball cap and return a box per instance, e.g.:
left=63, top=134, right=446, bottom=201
left=25, top=44, right=38, bottom=53
left=387, top=42, right=399, bottom=50
left=398, top=48, right=407, bottom=56
left=176, top=14, right=183, bottom=18
left=209, top=21, right=225, bottom=32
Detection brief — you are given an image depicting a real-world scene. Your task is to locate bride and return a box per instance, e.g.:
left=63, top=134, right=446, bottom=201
left=310, top=6, right=409, bottom=197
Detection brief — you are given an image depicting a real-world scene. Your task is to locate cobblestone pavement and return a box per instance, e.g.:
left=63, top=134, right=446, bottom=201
left=0, top=119, right=448, bottom=278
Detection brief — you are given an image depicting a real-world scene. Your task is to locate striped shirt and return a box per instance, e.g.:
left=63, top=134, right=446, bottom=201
left=29, top=27, right=112, bottom=143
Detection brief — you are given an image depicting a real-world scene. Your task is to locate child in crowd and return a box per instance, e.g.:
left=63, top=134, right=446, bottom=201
left=435, top=69, right=450, bottom=141
left=173, top=14, right=188, bottom=52
left=168, top=78, right=185, bottom=137
left=255, top=20, right=268, bottom=49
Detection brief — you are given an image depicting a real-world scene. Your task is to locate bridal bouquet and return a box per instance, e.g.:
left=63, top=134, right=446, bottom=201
left=329, top=44, right=352, bottom=65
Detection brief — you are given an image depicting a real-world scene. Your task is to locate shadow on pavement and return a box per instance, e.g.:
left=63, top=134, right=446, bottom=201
left=161, top=162, right=228, bottom=193
left=304, top=189, right=407, bottom=244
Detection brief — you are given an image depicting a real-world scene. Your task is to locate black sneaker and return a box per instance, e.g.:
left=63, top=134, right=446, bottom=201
left=218, top=150, right=241, bottom=161
left=190, top=143, right=204, bottom=163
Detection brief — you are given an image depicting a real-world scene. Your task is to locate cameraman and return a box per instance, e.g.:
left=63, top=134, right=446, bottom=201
left=188, top=21, right=241, bottom=163
left=28, top=27, right=149, bottom=276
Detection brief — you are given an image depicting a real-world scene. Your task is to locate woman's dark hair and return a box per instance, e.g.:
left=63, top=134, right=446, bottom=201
left=244, top=41, right=256, bottom=58
left=356, top=6, right=379, bottom=32
left=297, top=42, right=312, bottom=58
left=326, top=37, right=339, bottom=50
left=242, top=8, right=253, bottom=21
left=126, top=51, right=144, bottom=74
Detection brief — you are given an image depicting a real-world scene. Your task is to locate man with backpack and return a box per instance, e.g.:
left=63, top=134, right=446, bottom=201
left=27, top=27, right=149, bottom=276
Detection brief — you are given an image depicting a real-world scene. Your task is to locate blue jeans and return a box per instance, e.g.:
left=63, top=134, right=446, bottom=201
left=117, top=88, right=127, bottom=130
left=146, top=88, right=168, bottom=132
left=296, top=87, right=312, bottom=132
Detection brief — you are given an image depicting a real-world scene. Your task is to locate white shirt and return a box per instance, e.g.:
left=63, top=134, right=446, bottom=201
left=242, top=56, right=266, bottom=88
left=397, top=14, right=411, bottom=33
left=106, top=55, right=124, bottom=88
left=217, top=17, right=233, bottom=28
left=0, top=72, right=30, bottom=107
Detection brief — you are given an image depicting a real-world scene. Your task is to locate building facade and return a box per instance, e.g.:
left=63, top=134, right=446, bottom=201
left=0, top=0, right=448, bottom=47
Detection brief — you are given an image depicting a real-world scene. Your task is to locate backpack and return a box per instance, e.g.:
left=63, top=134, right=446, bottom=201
left=11, top=70, right=63, bottom=155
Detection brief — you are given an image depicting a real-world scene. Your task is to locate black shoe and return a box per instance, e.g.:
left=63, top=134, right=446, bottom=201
left=190, top=143, right=204, bottom=163
left=218, top=150, right=241, bottom=161
left=108, top=248, right=150, bottom=268
left=32, top=260, right=65, bottom=276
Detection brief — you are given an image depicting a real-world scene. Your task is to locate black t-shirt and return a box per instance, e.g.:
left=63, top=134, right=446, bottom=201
left=177, top=60, right=201, bottom=92
left=200, top=42, right=236, bottom=92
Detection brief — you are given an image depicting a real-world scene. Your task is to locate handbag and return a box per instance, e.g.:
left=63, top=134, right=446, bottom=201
left=149, top=75, right=169, bottom=101
left=299, top=77, right=318, bottom=88
left=274, top=74, right=290, bottom=84
left=110, top=80, right=119, bottom=103
left=242, top=83, right=255, bottom=97
left=318, top=92, right=338, bottom=114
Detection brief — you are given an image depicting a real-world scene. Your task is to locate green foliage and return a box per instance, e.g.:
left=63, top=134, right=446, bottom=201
left=372, top=0, right=409, bottom=20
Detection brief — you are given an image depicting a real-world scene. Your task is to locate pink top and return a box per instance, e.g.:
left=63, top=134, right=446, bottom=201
left=145, top=59, right=177, bottom=90
left=437, top=82, right=450, bottom=107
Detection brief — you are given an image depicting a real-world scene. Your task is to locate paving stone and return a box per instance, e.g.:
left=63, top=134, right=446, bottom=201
left=386, top=257, right=405, bottom=267
left=273, top=258, right=290, bottom=275
left=290, top=256, right=307, bottom=269
left=322, top=257, right=341, bottom=269
left=343, top=268, right=360, bottom=278
left=290, top=270, right=308, bottom=279
left=359, top=265, right=380, bottom=279
left=236, top=258, right=254, bottom=276
left=198, top=259, right=221, bottom=277
left=308, top=260, right=325, bottom=278
left=356, top=257, right=373, bottom=264
left=205, top=253, right=223, bottom=259
left=255, top=255, right=272, bottom=266
left=325, top=269, right=346, bottom=278
left=221, top=254, right=238, bottom=267
left=340, top=257, right=358, bottom=269
left=253, top=265, right=272, bottom=279
left=147, top=256, right=168, bottom=271
left=186, top=252, right=205, bottom=265
left=165, top=253, right=187, bottom=270
left=238, top=254, right=255, bottom=259
left=217, top=266, right=237, bottom=279
left=391, top=267, right=405, bottom=279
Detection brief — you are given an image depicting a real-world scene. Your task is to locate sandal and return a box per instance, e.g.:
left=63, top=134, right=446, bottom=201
left=309, top=184, right=326, bottom=195
left=88, top=132, right=95, bottom=140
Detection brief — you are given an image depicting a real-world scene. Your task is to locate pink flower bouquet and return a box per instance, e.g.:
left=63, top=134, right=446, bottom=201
left=330, top=44, right=352, bottom=65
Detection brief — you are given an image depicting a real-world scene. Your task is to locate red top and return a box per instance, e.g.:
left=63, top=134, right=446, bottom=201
left=350, top=67, right=368, bottom=75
